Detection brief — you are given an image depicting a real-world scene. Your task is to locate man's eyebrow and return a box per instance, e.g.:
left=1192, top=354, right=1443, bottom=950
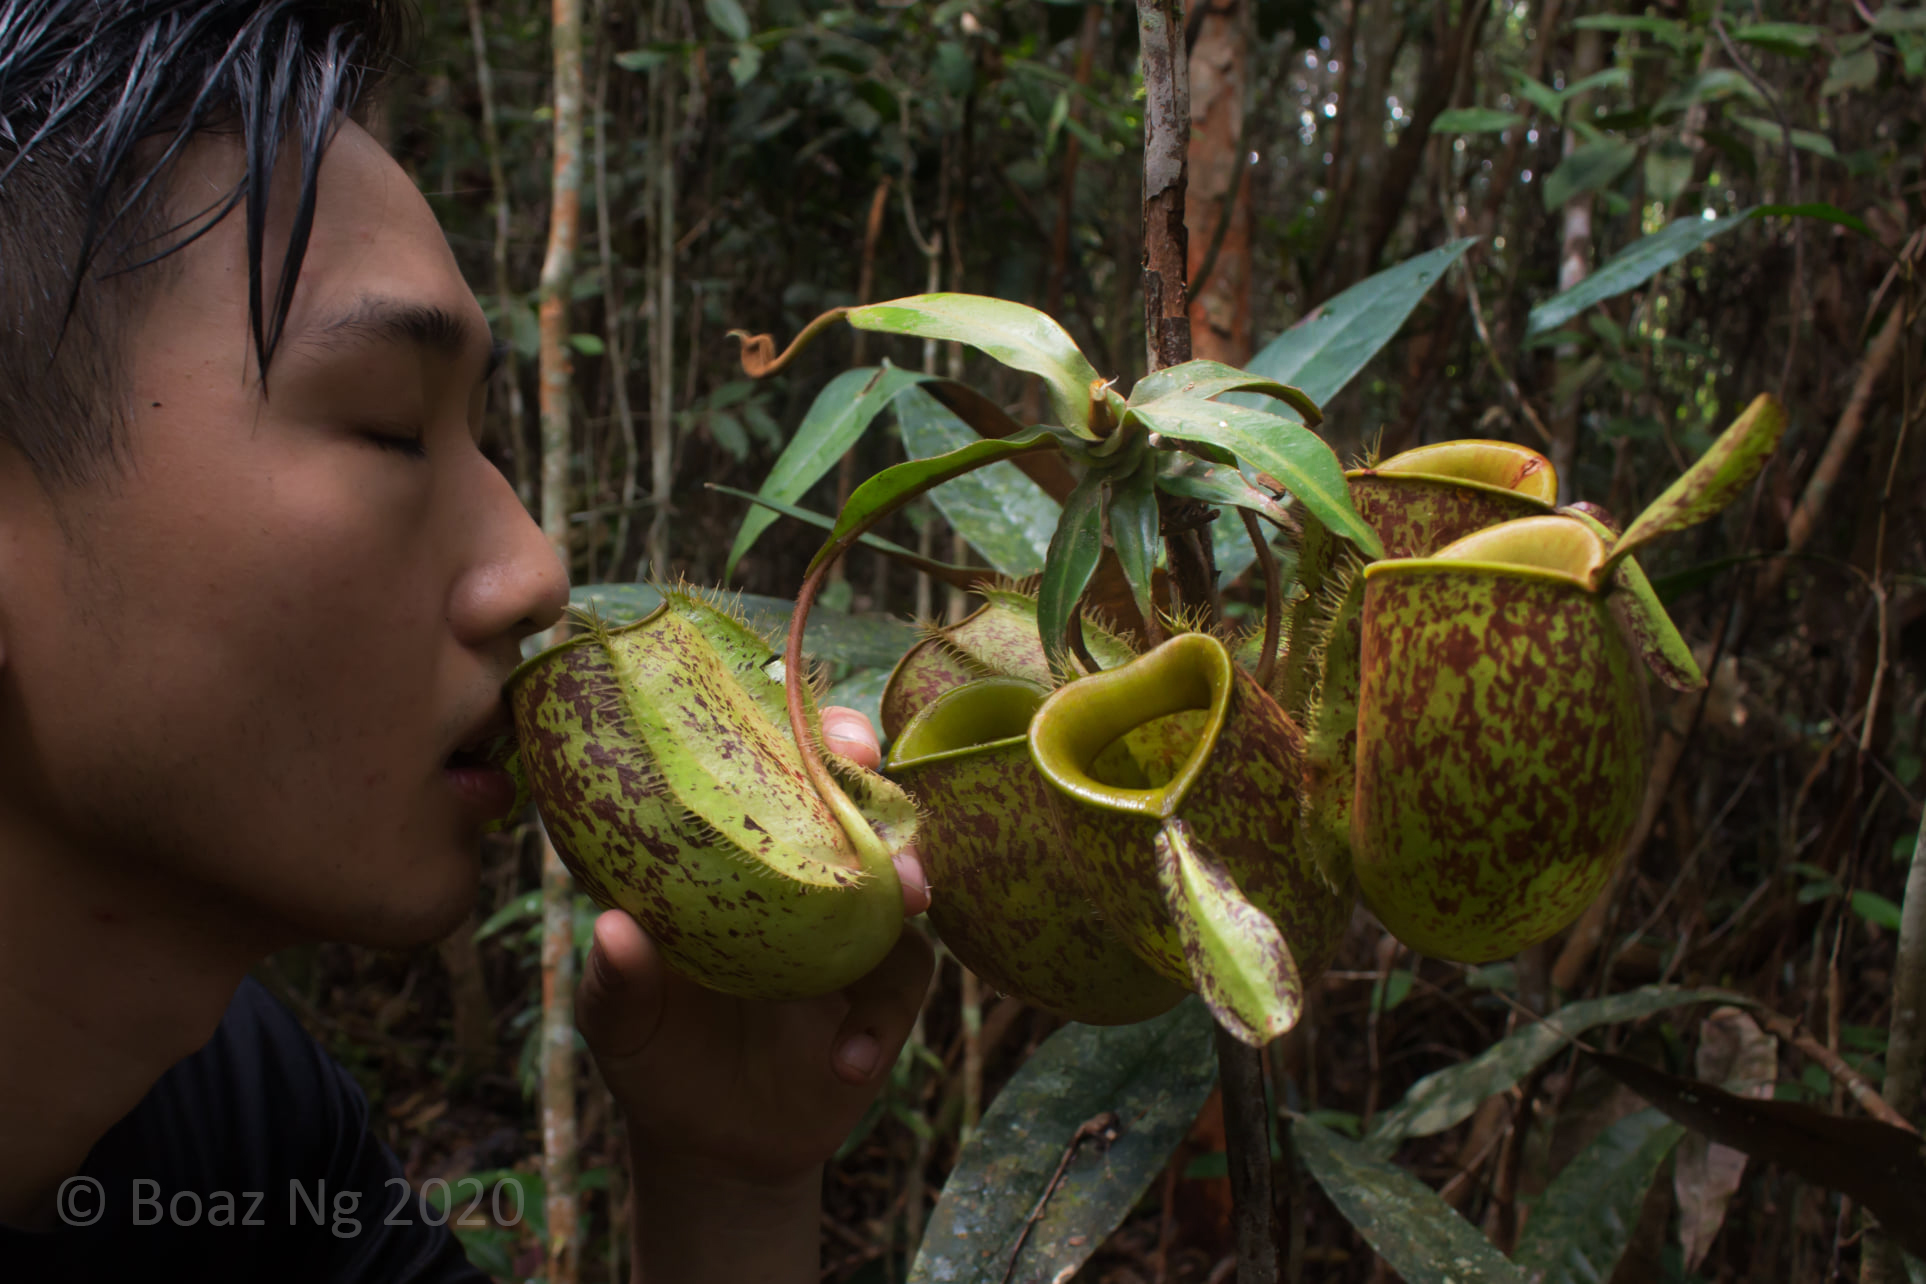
left=298, top=297, right=487, bottom=369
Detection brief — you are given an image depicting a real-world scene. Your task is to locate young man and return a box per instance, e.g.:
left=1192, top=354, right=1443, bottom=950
left=0, top=3, right=931, bottom=1280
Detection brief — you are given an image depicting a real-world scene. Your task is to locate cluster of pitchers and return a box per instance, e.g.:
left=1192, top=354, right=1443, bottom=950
left=509, top=398, right=1780, bottom=1046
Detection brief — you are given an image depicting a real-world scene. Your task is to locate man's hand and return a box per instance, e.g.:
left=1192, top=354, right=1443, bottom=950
left=575, top=707, right=933, bottom=1283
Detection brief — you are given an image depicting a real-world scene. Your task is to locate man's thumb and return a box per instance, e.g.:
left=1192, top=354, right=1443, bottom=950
left=575, top=909, right=667, bottom=1062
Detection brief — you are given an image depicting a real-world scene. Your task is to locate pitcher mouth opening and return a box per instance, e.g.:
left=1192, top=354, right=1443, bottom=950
left=1028, top=632, right=1234, bottom=820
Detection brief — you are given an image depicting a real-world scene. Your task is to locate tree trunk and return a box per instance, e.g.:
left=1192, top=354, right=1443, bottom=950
left=1547, top=22, right=1604, bottom=505
left=537, top=0, right=586, bottom=1274
left=1185, top=0, right=1251, bottom=365
left=1141, top=4, right=1276, bottom=1281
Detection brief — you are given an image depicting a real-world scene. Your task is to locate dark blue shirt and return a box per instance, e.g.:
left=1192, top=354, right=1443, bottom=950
left=0, top=977, right=488, bottom=1283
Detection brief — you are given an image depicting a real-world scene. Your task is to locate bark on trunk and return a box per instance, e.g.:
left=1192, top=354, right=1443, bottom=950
left=537, top=0, right=586, bottom=1274
left=1185, top=0, right=1251, bottom=364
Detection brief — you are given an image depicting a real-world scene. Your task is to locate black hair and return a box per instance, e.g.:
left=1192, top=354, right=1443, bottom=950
left=0, top=0, right=412, bottom=484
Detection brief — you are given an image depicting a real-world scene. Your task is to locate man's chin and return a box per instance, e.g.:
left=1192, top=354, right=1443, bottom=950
left=305, top=844, right=485, bottom=950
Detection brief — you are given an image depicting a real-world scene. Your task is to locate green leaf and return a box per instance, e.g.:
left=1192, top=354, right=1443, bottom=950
left=1129, top=358, right=1322, bottom=426
left=725, top=365, right=935, bottom=579
left=1657, top=69, right=1768, bottom=115
left=1571, top=12, right=1689, bottom=51
left=1644, top=139, right=1697, bottom=203
left=1609, top=393, right=1787, bottom=571
left=1732, top=21, right=1823, bottom=54
left=1293, top=1116, right=1527, bottom=1283
left=709, top=486, right=980, bottom=584
left=568, top=332, right=606, bottom=356
left=1239, top=239, right=1474, bottom=410
left=1512, top=73, right=1566, bottom=119
left=1853, top=890, right=1905, bottom=931
left=1513, top=1110, right=1685, bottom=1283
left=1875, top=6, right=1926, bottom=32
left=1108, top=455, right=1161, bottom=629
left=908, top=998, right=1219, bottom=1284
left=1128, top=398, right=1384, bottom=558
left=703, top=0, right=750, bottom=41
left=1036, top=471, right=1106, bottom=669
left=896, top=388, right=1060, bottom=578
left=1157, top=457, right=1295, bottom=529
left=1822, top=44, right=1879, bottom=95
left=810, top=428, right=1056, bottom=576
left=1542, top=140, right=1638, bottom=211
left=1562, top=66, right=1631, bottom=102
left=1431, top=107, right=1526, bottom=133
left=475, top=891, right=542, bottom=942
left=1729, top=114, right=1838, bottom=159
left=567, top=583, right=918, bottom=671
left=1366, top=985, right=1740, bottom=1154
left=848, top=294, right=1105, bottom=438
left=1155, top=819, right=1303, bottom=1046
left=1528, top=210, right=1754, bottom=337
left=1754, top=201, right=1876, bottom=239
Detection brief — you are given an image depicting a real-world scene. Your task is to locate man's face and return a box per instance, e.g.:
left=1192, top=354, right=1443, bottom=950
left=0, top=121, right=568, bottom=951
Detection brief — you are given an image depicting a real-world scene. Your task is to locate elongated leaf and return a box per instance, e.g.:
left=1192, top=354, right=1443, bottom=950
left=849, top=294, right=1105, bottom=437
left=1754, top=200, right=1876, bottom=240
left=1129, top=398, right=1383, bottom=558
left=567, top=584, right=918, bottom=671
left=1731, top=20, right=1823, bottom=49
left=1608, top=394, right=1787, bottom=571
left=1592, top=1051, right=1926, bottom=1259
left=1155, top=819, right=1302, bottom=1046
left=1542, top=141, right=1638, bottom=211
left=711, top=485, right=989, bottom=588
left=909, top=998, right=1219, bottom=1284
left=1240, top=239, right=1475, bottom=410
left=1293, top=1116, right=1527, bottom=1284
left=1108, top=454, right=1161, bottom=628
left=811, top=428, right=1056, bottom=575
left=1512, top=1109, right=1684, bottom=1283
left=1158, top=457, right=1295, bottom=528
left=1130, top=358, right=1322, bottom=426
left=1528, top=210, right=1754, bottom=337
left=1432, top=106, right=1526, bottom=133
left=1366, top=986, right=1739, bottom=1155
left=1037, top=471, right=1106, bottom=669
left=897, top=388, right=1061, bottom=578
left=725, top=365, right=934, bottom=578
left=1729, top=114, right=1838, bottom=159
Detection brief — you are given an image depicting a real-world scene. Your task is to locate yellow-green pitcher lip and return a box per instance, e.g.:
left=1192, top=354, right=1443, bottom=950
left=1362, top=513, right=1611, bottom=592
left=1028, top=632, right=1233, bottom=820
left=1350, top=439, right=1559, bottom=504
left=885, top=678, right=1047, bottom=772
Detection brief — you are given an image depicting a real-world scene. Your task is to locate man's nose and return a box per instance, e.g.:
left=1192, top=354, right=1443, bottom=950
left=451, top=455, right=570, bottom=651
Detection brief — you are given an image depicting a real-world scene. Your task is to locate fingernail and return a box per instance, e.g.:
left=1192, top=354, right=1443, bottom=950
left=836, top=1032, right=881, bottom=1080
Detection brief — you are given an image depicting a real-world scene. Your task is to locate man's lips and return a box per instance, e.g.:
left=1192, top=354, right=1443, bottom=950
left=443, top=755, right=518, bottom=821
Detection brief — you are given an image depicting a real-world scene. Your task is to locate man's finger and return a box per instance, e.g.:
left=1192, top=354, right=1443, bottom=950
left=821, top=705, right=881, bottom=770
left=829, top=930, right=936, bottom=1085
left=576, top=909, right=669, bottom=1062
left=894, top=847, right=931, bottom=916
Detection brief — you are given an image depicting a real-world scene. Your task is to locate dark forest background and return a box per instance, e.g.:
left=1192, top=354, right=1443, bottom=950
left=258, top=1, right=1926, bottom=1280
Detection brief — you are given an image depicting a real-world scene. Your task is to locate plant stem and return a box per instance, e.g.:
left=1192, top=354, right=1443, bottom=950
left=1139, top=2, right=1276, bottom=1279
left=537, top=0, right=586, bottom=1272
